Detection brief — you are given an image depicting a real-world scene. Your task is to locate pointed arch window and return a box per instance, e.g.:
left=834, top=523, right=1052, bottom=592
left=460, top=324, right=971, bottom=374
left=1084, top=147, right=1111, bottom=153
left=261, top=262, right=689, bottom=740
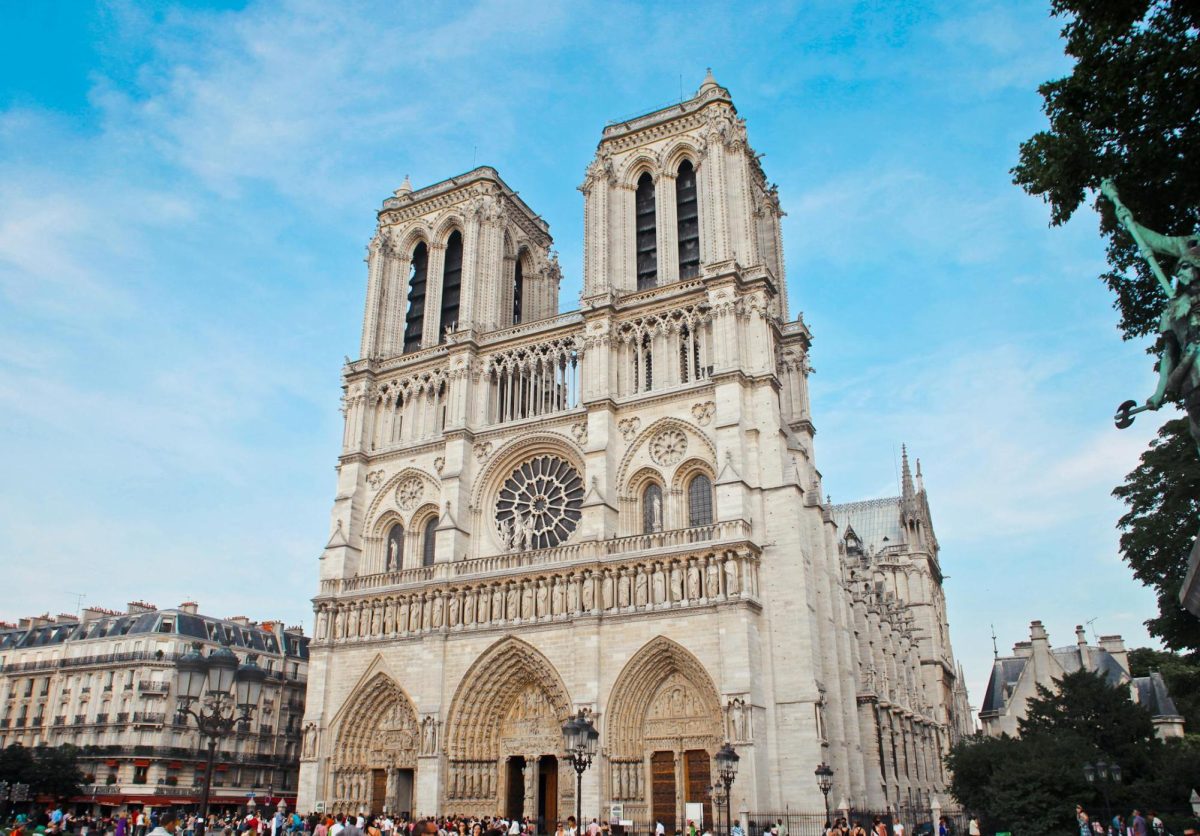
left=385, top=523, right=405, bottom=571
left=403, top=242, right=428, bottom=354
left=676, top=160, right=700, bottom=279
left=440, top=230, right=463, bottom=340
left=642, top=483, right=664, bottom=534
left=512, top=256, right=524, bottom=325
left=421, top=517, right=438, bottom=567
left=635, top=172, right=657, bottom=290
left=632, top=332, right=653, bottom=393
left=687, top=473, right=713, bottom=528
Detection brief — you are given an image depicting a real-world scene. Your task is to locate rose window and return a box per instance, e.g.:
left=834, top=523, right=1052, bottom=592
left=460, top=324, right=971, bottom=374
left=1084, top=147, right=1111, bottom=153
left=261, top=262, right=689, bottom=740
left=495, top=455, right=584, bottom=550
left=650, top=428, right=688, bottom=466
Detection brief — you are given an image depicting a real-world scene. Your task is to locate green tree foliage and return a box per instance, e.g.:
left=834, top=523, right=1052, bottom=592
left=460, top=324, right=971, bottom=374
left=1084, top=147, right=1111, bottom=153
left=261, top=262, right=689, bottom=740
left=1020, top=670, right=1157, bottom=775
left=1128, top=646, right=1200, bottom=728
left=948, top=670, right=1199, bottom=835
left=0, top=743, right=83, bottom=800
left=1113, top=418, right=1200, bottom=652
left=1012, top=0, right=1200, bottom=341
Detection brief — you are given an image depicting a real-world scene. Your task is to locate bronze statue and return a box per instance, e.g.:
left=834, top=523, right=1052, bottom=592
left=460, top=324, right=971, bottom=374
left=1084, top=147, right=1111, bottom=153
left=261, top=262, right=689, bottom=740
left=1102, top=180, right=1200, bottom=458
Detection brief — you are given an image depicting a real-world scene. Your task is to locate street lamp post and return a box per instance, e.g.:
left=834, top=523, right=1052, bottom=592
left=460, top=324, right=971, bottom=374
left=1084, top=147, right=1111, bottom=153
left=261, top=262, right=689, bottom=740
left=709, top=783, right=727, bottom=836
left=175, top=643, right=266, bottom=833
left=714, top=743, right=739, bottom=836
left=562, top=710, right=599, bottom=832
left=1083, top=760, right=1122, bottom=834
left=814, top=763, right=834, bottom=827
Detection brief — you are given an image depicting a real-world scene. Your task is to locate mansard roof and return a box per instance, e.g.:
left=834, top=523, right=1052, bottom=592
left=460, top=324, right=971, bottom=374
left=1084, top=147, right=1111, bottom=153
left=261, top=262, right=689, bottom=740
left=0, top=607, right=308, bottom=659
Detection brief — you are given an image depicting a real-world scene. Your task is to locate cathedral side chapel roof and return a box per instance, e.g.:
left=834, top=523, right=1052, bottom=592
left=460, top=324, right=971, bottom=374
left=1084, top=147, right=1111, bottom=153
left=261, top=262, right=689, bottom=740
left=831, top=496, right=905, bottom=556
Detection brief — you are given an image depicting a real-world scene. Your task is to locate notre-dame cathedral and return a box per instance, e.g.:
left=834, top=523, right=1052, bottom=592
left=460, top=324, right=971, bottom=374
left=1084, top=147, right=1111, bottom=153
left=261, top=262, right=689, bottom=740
left=297, top=71, right=973, bottom=825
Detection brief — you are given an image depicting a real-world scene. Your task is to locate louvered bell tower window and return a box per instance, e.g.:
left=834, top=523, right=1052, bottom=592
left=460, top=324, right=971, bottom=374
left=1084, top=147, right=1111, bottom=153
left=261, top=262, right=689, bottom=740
left=635, top=172, right=657, bottom=290
left=512, top=257, right=524, bottom=325
left=403, top=242, right=428, bottom=354
left=676, top=160, right=700, bottom=278
left=440, top=230, right=463, bottom=340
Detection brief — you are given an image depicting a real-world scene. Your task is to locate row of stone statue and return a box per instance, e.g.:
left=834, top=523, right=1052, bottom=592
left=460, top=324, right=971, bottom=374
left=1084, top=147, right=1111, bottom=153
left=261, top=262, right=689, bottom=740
left=314, top=551, right=757, bottom=642
left=445, top=760, right=499, bottom=800
left=331, top=770, right=373, bottom=807
left=610, top=760, right=646, bottom=801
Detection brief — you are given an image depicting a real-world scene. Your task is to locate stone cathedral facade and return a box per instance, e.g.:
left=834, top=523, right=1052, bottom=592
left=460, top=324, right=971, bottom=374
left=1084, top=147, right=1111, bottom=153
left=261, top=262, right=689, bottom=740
left=298, top=72, right=972, bottom=824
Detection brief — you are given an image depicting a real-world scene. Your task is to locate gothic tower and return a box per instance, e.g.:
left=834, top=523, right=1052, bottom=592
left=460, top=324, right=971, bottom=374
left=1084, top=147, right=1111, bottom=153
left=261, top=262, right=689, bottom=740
left=300, top=71, right=966, bottom=822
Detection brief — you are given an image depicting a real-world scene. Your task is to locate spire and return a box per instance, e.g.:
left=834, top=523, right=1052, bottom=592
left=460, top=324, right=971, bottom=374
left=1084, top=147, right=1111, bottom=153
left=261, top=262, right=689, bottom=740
left=698, top=67, right=719, bottom=94
left=394, top=174, right=413, bottom=197
left=915, top=458, right=925, bottom=493
left=900, top=444, right=915, bottom=501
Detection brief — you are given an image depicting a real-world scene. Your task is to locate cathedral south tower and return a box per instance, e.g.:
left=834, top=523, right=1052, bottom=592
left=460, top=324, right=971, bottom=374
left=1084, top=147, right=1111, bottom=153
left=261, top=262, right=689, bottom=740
left=299, top=71, right=970, bottom=823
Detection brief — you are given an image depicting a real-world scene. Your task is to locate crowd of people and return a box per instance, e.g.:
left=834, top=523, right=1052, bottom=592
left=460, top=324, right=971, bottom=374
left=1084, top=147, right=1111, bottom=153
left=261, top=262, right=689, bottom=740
left=2, top=807, right=1198, bottom=836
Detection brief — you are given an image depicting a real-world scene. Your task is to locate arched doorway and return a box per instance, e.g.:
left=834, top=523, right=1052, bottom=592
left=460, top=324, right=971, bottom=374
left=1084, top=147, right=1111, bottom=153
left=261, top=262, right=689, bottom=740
left=446, top=637, right=573, bottom=827
left=606, top=637, right=723, bottom=831
left=331, top=673, right=419, bottom=816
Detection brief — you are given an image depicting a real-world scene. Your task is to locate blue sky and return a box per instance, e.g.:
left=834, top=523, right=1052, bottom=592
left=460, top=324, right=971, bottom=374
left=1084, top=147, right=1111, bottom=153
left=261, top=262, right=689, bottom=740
left=0, top=0, right=1176, bottom=709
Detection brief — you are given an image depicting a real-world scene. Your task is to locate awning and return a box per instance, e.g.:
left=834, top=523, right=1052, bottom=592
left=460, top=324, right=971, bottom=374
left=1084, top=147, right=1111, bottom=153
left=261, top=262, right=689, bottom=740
left=167, top=761, right=184, bottom=769
left=133, top=759, right=151, bottom=767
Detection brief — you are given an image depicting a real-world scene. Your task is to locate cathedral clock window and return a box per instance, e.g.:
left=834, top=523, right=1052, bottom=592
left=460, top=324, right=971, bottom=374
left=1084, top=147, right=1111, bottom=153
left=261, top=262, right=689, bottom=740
left=676, top=160, right=700, bottom=279
left=642, top=483, right=664, bottom=534
left=421, top=517, right=437, bottom=567
left=512, top=256, right=524, bottom=325
left=440, top=230, right=463, bottom=340
left=385, top=523, right=405, bottom=571
left=635, top=172, right=657, bottom=290
left=687, top=473, right=713, bottom=528
left=403, top=243, right=428, bottom=354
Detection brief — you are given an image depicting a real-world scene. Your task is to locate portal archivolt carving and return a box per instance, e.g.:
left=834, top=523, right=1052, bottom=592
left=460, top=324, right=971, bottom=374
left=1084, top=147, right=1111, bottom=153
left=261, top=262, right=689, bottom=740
left=606, top=636, right=723, bottom=759
left=446, top=636, right=573, bottom=760
left=334, top=672, right=420, bottom=769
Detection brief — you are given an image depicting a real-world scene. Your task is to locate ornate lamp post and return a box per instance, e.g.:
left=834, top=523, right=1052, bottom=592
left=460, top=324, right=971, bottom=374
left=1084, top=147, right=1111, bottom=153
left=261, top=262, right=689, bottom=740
left=714, top=743, right=739, bottom=836
left=709, top=783, right=727, bottom=835
left=814, top=763, right=834, bottom=826
left=562, top=710, right=599, bottom=831
left=1083, top=760, right=1121, bottom=832
left=175, top=643, right=266, bottom=832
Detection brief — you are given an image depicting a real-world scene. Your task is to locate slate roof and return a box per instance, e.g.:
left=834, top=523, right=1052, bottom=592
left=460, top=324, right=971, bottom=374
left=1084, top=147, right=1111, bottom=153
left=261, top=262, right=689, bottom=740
left=831, top=496, right=905, bottom=554
left=0, top=608, right=308, bottom=659
left=1132, top=671, right=1183, bottom=718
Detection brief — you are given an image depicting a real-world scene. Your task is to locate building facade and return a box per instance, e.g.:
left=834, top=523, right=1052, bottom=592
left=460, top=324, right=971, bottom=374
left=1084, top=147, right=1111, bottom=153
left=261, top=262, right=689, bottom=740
left=0, top=602, right=309, bottom=812
left=300, top=72, right=971, bottom=824
left=979, top=620, right=1185, bottom=740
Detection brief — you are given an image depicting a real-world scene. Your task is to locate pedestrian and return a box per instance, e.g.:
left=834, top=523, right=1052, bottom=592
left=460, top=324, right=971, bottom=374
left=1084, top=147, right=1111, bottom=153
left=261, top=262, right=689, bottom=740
left=149, top=812, right=179, bottom=836
left=893, top=822, right=905, bottom=836
left=1130, top=811, right=1148, bottom=836
left=967, top=817, right=979, bottom=836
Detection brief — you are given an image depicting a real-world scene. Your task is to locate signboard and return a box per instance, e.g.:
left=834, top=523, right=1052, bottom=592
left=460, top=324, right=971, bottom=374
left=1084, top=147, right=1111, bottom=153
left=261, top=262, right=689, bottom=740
left=609, top=804, right=623, bottom=822
left=315, top=802, right=326, bottom=814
